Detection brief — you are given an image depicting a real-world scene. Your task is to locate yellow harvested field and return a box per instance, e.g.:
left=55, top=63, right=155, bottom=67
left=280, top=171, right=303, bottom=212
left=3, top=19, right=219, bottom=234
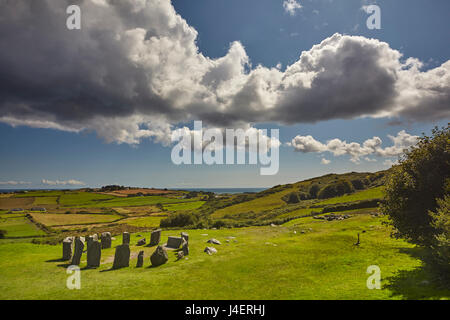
left=30, top=213, right=122, bottom=226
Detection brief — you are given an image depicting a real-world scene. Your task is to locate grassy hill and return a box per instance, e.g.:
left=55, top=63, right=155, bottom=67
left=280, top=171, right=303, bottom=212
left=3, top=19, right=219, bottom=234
left=162, top=171, right=388, bottom=229
left=1, top=170, right=448, bottom=299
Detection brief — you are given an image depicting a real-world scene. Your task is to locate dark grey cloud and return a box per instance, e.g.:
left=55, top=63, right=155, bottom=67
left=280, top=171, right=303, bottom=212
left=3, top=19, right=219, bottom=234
left=0, top=0, right=448, bottom=144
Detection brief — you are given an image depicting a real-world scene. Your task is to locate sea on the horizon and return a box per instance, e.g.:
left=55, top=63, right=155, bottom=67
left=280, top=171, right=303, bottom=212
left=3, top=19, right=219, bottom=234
left=0, top=187, right=267, bottom=194
left=178, top=187, right=267, bottom=194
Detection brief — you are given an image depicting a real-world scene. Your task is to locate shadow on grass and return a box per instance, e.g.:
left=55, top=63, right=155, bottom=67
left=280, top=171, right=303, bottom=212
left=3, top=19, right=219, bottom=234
left=384, top=247, right=450, bottom=300
left=45, top=258, right=66, bottom=263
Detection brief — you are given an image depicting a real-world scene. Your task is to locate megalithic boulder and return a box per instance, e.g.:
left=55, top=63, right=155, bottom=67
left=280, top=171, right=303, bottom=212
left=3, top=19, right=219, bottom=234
left=150, top=245, right=168, bottom=267
left=87, top=240, right=101, bottom=268
left=112, top=244, right=130, bottom=269
left=181, top=232, right=189, bottom=243
left=182, top=238, right=189, bottom=256
left=136, top=251, right=144, bottom=268
left=101, top=232, right=111, bottom=249
left=149, top=229, right=161, bottom=246
left=62, top=238, right=73, bottom=261
left=122, top=232, right=130, bottom=245
left=71, top=237, right=85, bottom=265
left=166, top=236, right=182, bottom=249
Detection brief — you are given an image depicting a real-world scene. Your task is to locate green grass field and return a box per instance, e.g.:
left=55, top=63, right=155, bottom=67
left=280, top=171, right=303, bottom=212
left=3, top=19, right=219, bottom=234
left=0, top=215, right=46, bottom=238
left=0, top=214, right=448, bottom=299
left=33, top=197, right=59, bottom=205
left=163, top=201, right=205, bottom=212
left=14, top=190, right=65, bottom=197
left=60, top=192, right=198, bottom=208
left=119, top=216, right=165, bottom=228
left=0, top=172, right=446, bottom=300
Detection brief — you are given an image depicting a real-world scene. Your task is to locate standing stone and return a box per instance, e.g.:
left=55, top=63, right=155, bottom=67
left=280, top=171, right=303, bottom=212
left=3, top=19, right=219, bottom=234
left=101, top=232, right=111, bottom=249
left=182, top=239, right=189, bottom=256
left=91, top=234, right=98, bottom=241
left=122, top=232, right=130, bottom=245
left=150, top=245, right=168, bottom=267
left=86, top=235, right=94, bottom=250
left=62, top=238, right=73, bottom=261
left=71, top=237, right=85, bottom=265
left=136, top=251, right=144, bottom=268
left=166, top=236, right=182, bottom=249
left=181, top=232, right=189, bottom=243
left=112, top=244, right=130, bottom=269
left=149, top=229, right=161, bottom=246
left=87, top=240, right=101, bottom=268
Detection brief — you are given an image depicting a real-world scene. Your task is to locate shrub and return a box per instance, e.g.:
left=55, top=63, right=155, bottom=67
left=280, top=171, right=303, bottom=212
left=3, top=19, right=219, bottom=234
left=317, top=180, right=355, bottom=199
left=308, top=184, right=320, bottom=198
left=350, top=179, right=365, bottom=190
left=429, top=195, right=450, bottom=273
left=160, top=212, right=197, bottom=228
left=283, top=192, right=300, bottom=204
left=298, top=192, right=309, bottom=200
left=0, top=230, right=6, bottom=239
left=381, top=125, right=449, bottom=247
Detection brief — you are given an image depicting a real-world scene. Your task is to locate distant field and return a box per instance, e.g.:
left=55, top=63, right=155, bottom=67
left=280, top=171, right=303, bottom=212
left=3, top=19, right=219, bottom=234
left=33, top=197, right=58, bottom=205
left=60, top=192, right=196, bottom=208
left=120, top=216, right=165, bottom=228
left=0, top=197, right=34, bottom=209
left=59, top=192, right=115, bottom=207
left=0, top=215, right=45, bottom=238
left=163, top=201, right=205, bottom=212
left=14, top=191, right=65, bottom=197
left=30, top=213, right=122, bottom=226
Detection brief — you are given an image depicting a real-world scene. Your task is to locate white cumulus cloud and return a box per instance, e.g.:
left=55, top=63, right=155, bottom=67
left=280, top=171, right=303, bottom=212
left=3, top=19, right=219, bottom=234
left=0, top=1, right=448, bottom=146
left=41, top=179, right=85, bottom=186
left=283, top=0, right=303, bottom=16
left=289, top=130, right=419, bottom=163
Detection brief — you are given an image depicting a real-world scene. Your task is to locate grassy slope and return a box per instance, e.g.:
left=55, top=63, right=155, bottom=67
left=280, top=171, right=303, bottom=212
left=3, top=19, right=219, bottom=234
left=315, top=186, right=384, bottom=206
left=0, top=214, right=46, bottom=238
left=163, top=201, right=205, bottom=211
left=211, top=188, right=295, bottom=218
left=211, top=185, right=384, bottom=221
left=0, top=214, right=448, bottom=300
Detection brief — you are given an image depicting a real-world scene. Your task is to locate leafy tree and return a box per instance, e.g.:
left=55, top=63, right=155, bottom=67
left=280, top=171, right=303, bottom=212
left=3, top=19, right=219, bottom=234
left=317, top=180, right=354, bottom=199
left=308, top=184, right=320, bottom=198
left=284, top=192, right=300, bottom=204
left=429, top=195, right=450, bottom=270
left=160, top=212, right=198, bottom=228
left=381, top=125, right=449, bottom=248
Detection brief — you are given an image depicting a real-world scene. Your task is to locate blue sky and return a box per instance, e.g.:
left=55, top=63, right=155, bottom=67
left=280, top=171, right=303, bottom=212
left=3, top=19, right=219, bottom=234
left=0, top=0, right=449, bottom=188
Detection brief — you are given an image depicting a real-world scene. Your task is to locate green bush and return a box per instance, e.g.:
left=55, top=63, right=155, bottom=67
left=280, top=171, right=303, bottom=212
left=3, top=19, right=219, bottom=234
left=429, top=195, right=450, bottom=273
left=382, top=125, right=449, bottom=247
left=317, top=180, right=355, bottom=199
left=283, top=192, right=300, bottom=204
left=350, top=179, right=365, bottom=190
left=160, top=212, right=198, bottom=228
left=308, top=184, right=320, bottom=198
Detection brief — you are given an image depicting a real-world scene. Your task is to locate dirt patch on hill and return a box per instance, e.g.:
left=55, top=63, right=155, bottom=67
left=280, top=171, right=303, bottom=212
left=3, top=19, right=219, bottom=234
left=98, top=188, right=178, bottom=197
left=0, top=197, right=34, bottom=209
